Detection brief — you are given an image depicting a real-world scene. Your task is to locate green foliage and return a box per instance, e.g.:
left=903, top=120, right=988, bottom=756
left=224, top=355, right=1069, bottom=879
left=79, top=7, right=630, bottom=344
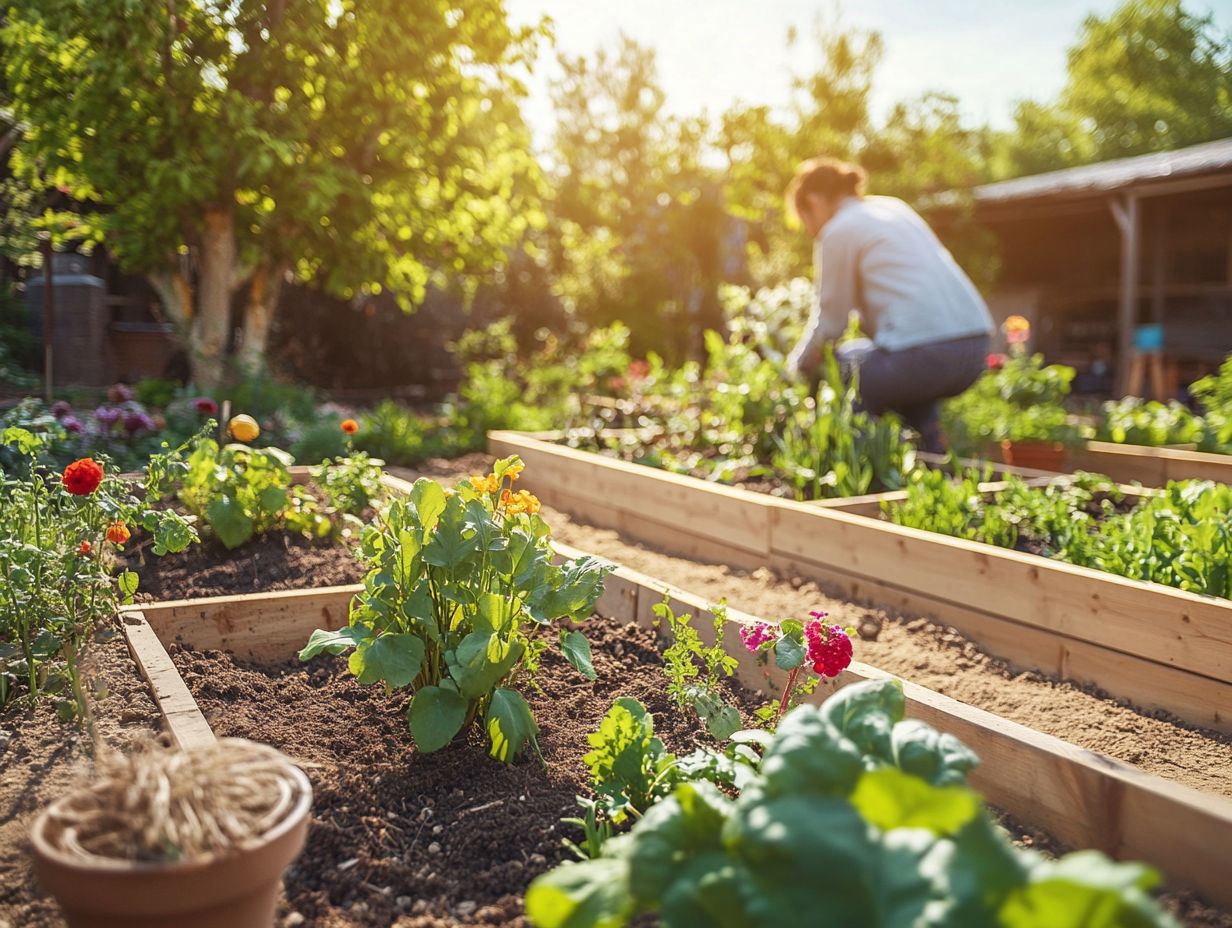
left=300, top=457, right=612, bottom=761
left=0, top=431, right=197, bottom=717
left=653, top=598, right=741, bottom=740
left=1000, top=0, right=1232, bottom=175
left=176, top=440, right=374, bottom=548
left=1191, top=355, right=1232, bottom=451
left=526, top=680, right=1178, bottom=928
left=3, top=0, right=546, bottom=383
left=134, top=378, right=181, bottom=410
left=1095, top=397, right=1207, bottom=448
left=886, top=471, right=1232, bottom=599
left=944, top=354, right=1082, bottom=454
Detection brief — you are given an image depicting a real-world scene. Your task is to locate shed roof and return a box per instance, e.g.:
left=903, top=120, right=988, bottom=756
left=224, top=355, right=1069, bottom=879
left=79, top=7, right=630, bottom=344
left=974, top=136, right=1232, bottom=206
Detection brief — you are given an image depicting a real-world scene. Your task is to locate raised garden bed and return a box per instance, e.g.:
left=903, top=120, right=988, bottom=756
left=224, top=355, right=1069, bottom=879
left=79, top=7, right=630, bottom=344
left=112, top=550, right=1232, bottom=918
left=1072, top=440, right=1232, bottom=486
left=488, top=431, right=1232, bottom=736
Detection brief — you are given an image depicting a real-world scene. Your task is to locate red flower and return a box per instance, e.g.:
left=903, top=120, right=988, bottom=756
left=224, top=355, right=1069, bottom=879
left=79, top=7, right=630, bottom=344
left=340, top=418, right=359, bottom=435
left=62, top=458, right=104, bottom=495
left=804, top=620, right=853, bottom=678
left=78, top=540, right=92, bottom=556
left=195, top=397, right=219, bottom=415
left=628, top=359, right=651, bottom=381
left=986, top=353, right=1008, bottom=370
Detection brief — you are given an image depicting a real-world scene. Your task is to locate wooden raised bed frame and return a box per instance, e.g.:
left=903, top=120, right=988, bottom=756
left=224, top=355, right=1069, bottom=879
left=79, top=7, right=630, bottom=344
left=488, top=431, right=1232, bottom=736
left=117, top=546, right=1232, bottom=910
left=1072, top=440, right=1232, bottom=486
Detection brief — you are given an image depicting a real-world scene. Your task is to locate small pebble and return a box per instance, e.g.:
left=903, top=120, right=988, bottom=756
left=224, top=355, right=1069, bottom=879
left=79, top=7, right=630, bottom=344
left=412, top=899, right=429, bottom=914
left=284, top=914, right=305, bottom=927
left=428, top=842, right=442, bottom=854
left=528, top=853, right=546, bottom=866
left=456, top=901, right=477, bottom=917
left=396, top=896, right=412, bottom=911
left=432, top=824, right=443, bottom=834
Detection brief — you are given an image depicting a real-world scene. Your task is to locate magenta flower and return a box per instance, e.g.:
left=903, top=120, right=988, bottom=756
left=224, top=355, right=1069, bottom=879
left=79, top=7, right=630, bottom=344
left=94, top=406, right=121, bottom=428
left=51, top=400, right=73, bottom=419
left=61, top=415, right=84, bottom=434
left=194, top=397, right=219, bottom=415
left=739, top=621, right=776, bottom=653
left=124, top=412, right=156, bottom=434
left=805, top=620, right=853, bottom=678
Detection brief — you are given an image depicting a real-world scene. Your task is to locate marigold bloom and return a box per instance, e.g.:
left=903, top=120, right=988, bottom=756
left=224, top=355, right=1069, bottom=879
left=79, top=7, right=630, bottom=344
left=78, top=540, right=92, bottom=556
left=340, top=418, right=359, bottom=435
left=106, top=521, right=131, bottom=545
left=62, top=458, right=104, bottom=495
left=1003, top=315, right=1030, bottom=345
left=504, top=489, right=541, bottom=515
left=229, top=414, right=261, bottom=443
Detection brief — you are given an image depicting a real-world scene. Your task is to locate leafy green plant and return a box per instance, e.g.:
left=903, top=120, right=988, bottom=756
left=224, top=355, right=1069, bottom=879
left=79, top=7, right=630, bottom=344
left=0, top=429, right=196, bottom=719
left=885, top=471, right=1232, bottom=599
left=526, top=679, right=1178, bottom=928
left=1095, top=397, right=1206, bottom=448
left=1191, top=355, right=1232, bottom=452
left=944, top=353, right=1083, bottom=454
left=299, top=456, right=612, bottom=762
left=175, top=439, right=331, bottom=549
left=654, top=598, right=741, bottom=740
left=311, top=451, right=385, bottom=518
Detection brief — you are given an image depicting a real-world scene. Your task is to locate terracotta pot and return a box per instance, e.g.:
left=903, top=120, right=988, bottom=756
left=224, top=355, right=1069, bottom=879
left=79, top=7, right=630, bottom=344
left=999, top=440, right=1067, bottom=472
left=30, top=765, right=311, bottom=928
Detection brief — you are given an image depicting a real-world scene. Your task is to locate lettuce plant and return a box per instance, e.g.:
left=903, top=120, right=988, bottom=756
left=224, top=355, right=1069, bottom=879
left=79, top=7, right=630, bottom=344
left=300, top=456, right=612, bottom=761
left=527, top=680, right=1178, bottom=928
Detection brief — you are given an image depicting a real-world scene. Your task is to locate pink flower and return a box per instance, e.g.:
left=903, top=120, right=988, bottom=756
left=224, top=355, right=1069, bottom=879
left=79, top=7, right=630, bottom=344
left=61, top=415, right=84, bottom=434
left=51, top=400, right=73, bottom=419
left=986, top=353, right=1008, bottom=370
left=628, top=359, right=651, bottom=381
left=739, top=621, right=776, bottom=653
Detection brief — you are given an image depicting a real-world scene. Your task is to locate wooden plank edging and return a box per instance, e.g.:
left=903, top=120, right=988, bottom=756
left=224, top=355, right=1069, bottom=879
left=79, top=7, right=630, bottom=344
left=551, top=544, right=1232, bottom=911
left=120, top=610, right=216, bottom=750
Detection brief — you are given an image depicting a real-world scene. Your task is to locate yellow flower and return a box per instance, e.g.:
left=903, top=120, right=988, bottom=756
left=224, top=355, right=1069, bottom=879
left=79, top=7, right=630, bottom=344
left=505, top=460, right=525, bottom=482
left=505, top=489, right=541, bottom=515
left=469, top=473, right=501, bottom=495
left=1003, top=315, right=1030, bottom=334
left=228, top=414, right=260, bottom=443
left=469, top=475, right=487, bottom=491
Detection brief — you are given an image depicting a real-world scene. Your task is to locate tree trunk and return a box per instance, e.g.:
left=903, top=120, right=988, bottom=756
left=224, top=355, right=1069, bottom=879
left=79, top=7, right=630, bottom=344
left=236, top=263, right=285, bottom=374
left=146, top=266, right=194, bottom=332
left=190, top=206, right=240, bottom=390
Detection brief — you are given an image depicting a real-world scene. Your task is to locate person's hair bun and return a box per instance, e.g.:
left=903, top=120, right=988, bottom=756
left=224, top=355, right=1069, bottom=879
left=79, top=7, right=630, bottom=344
left=787, top=156, right=868, bottom=214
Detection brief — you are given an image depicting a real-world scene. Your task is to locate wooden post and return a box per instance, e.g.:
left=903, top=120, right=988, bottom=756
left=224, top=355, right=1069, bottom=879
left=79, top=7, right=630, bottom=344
left=1110, top=191, right=1140, bottom=396
left=38, top=232, right=54, bottom=402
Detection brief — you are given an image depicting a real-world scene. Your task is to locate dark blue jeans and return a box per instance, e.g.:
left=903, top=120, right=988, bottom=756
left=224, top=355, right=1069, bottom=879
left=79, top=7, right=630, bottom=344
left=836, top=334, right=989, bottom=453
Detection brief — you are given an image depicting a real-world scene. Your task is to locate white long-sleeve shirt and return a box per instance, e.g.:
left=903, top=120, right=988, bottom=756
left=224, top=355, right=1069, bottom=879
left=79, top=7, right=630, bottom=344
left=787, top=196, right=993, bottom=374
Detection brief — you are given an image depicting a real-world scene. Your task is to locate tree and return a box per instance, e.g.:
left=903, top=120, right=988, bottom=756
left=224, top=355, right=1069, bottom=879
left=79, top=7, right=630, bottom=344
left=1001, top=0, right=1232, bottom=176
left=3, top=0, right=545, bottom=388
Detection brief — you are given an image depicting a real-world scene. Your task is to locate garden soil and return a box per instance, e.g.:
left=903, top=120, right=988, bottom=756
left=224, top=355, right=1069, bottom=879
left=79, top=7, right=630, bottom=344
left=124, top=529, right=365, bottom=601
left=0, top=629, right=165, bottom=928
left=172, top=614, right=761, bottom=928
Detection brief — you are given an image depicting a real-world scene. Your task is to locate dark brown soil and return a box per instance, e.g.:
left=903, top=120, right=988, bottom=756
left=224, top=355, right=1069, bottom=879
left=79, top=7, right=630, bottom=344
left=172, top=614, right=759, bottom=927
left=0, top=627, right=165, bottom=928
left=124, top=529, right=365, bottom=601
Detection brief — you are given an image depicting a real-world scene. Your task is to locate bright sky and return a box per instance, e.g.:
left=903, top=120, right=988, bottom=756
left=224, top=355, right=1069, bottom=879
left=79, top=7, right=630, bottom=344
left=505, top=0, right=1226, bottom=151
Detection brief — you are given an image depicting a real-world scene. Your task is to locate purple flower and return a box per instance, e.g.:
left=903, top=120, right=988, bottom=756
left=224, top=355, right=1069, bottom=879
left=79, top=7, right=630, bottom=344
left=739, top=621, right=777, bottom=653
left=108, top=383, right=135, bottom=403
left=51, top=400, right=73, bottom=419
left=94, top=406, right=122, bottom=428
left=61, top=415, right=84, bottom=434
left=124, top=412, right=156, bottom=434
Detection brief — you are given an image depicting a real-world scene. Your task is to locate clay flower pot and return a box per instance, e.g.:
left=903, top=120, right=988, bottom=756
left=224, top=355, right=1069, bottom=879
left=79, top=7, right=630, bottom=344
left=30, top=764, right=311, bottom=928
left=999, top=440, right=1067, bottom=473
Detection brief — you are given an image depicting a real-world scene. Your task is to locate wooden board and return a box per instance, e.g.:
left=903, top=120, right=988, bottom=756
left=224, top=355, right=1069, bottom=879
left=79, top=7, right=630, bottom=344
left=120, top=611, right=216, bottom=750
left=1072, top=440, right=1232, bottom=486
left=559, top=552, right=1232, bottom=911
left=133, top=586, right=358, bottom=664
left=493, top=431, right=1232, bottom=734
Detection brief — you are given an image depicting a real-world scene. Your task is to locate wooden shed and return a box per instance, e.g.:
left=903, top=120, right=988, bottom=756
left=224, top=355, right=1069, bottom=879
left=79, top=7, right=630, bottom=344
left=970, top=137, right=1232, bottom=394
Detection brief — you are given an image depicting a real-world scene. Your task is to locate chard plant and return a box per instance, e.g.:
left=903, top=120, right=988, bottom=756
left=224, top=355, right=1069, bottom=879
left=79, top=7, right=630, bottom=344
left=0, top=429, right=196, bottom=720
left=527, top=679, right=1179, bottom=928
left=300, top=456, right=612, bottom=762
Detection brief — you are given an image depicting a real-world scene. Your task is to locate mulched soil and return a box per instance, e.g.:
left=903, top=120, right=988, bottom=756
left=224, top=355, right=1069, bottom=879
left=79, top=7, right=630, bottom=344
left=124, top=529, right=366, bottom=601
left=0, top=628, right=166, bottom=928
left=172, top=614, right=760, bottom=927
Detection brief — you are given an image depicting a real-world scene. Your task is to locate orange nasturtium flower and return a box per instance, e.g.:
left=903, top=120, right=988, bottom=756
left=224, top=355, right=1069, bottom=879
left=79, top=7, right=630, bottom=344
left=106, top=521, right=131, bottom=545
left=62, top=458, right=104, bottom=495
left=340, top=418, right=359, bottom=435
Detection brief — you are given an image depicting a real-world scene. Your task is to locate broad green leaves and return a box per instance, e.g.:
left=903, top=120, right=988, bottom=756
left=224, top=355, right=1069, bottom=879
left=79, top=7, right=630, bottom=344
left=349, top=633, right=424, bottom=689
left=560, top=629, right=596, bottom=680
left=528, top=680, right=1180, bottom=928
left=205, top=496, right=255, bottom=550
left=409, top=684, right=468, bottom=752
left=487, top=687, right=539, bottom=763
left=300, top=461, right=612, bottom=762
